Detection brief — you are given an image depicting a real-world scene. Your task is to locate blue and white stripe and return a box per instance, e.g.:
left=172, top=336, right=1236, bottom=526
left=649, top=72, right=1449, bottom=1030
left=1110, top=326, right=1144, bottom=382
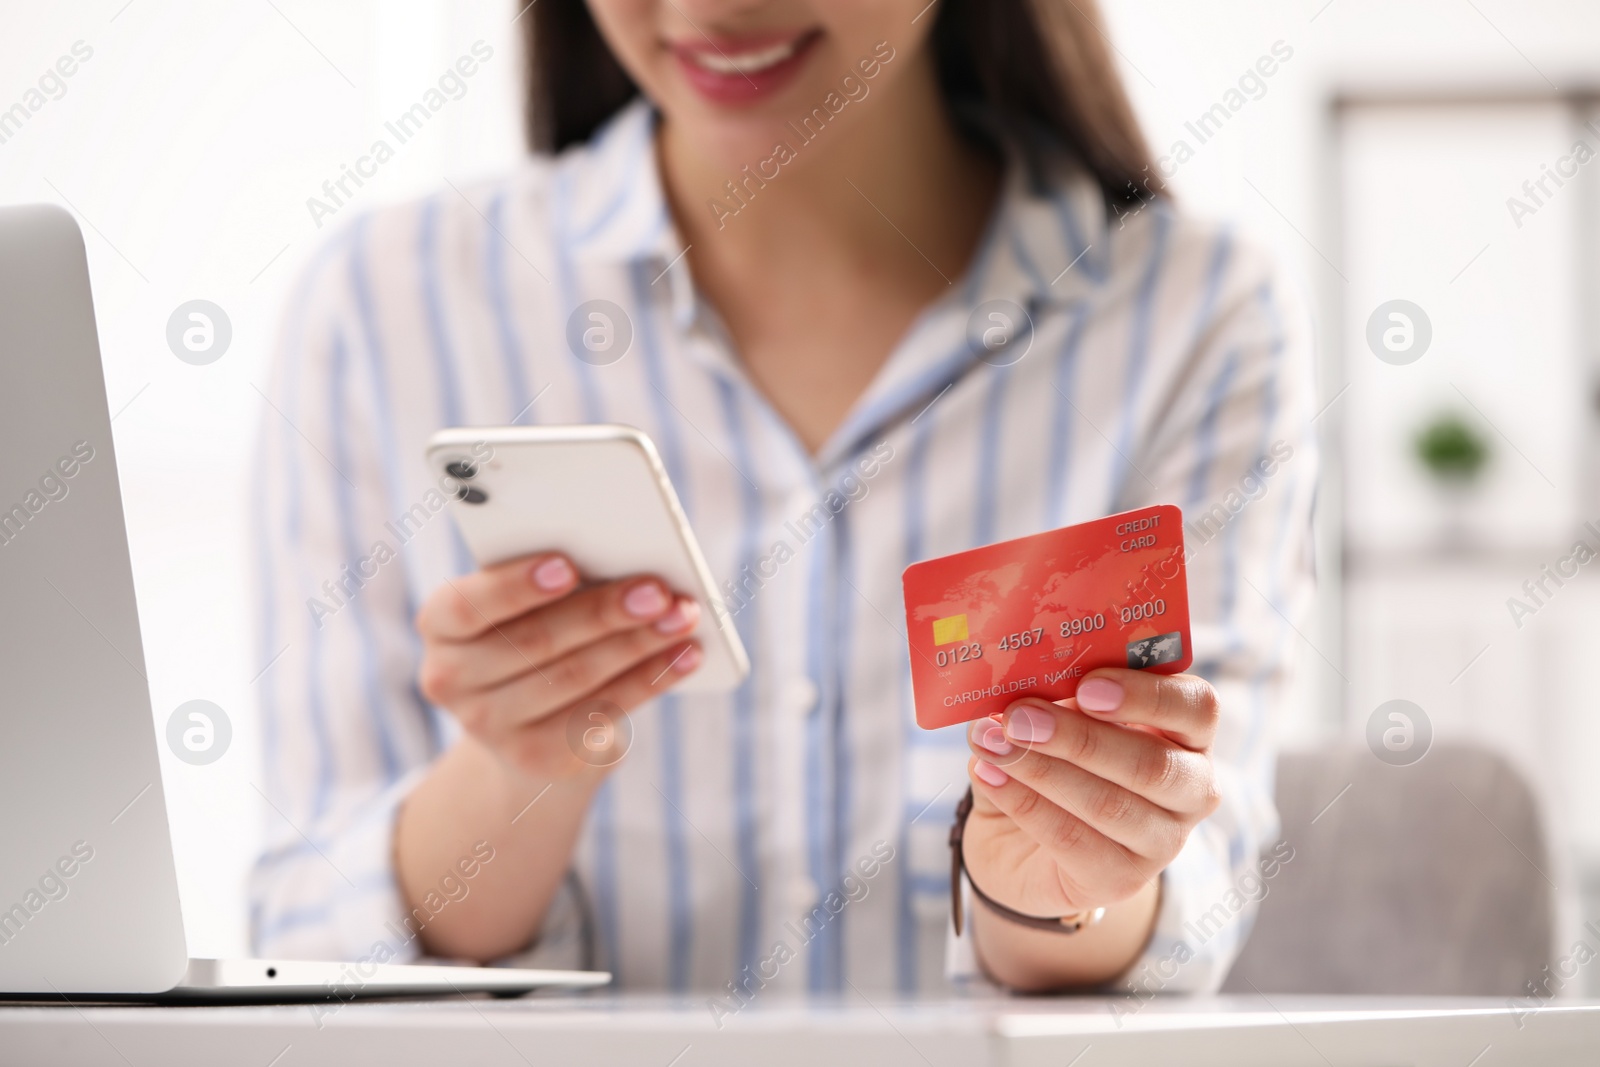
left=249, top=99, right=1318, bottom=995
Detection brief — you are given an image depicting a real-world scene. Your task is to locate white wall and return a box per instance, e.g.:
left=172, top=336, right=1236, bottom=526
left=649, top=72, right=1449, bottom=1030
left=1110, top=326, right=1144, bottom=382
left=3, top=0, right=1598, bottom=961
left=2, top=0, right=524, bottom=957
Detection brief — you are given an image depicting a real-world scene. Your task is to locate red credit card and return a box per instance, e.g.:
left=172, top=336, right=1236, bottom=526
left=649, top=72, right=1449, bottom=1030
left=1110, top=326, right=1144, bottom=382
left=901, top=504, right=1192, bottom=730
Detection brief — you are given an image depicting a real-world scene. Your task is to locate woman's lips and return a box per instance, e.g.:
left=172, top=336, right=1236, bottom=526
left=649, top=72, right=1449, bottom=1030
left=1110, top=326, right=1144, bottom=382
left=669, top=30, right=822, bottom=105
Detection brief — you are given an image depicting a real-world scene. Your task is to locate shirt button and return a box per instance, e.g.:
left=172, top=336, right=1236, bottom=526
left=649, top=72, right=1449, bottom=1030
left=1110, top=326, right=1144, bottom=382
left=784, top=677, right=819, bottom=717
left=787, top=877, right=820, bottom=914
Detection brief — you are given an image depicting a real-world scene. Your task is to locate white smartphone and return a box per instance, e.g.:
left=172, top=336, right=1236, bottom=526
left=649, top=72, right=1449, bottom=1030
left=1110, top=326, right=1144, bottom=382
left=425, top=424, right=750, bottom=693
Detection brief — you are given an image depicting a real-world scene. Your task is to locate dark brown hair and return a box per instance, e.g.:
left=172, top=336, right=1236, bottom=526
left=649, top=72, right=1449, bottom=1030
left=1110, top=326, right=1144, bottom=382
left=523, top=0, right=1160, bottom=203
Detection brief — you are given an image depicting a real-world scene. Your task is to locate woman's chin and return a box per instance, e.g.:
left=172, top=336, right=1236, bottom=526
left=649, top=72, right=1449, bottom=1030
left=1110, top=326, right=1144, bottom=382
left=660, top=112, right=802, bottom=182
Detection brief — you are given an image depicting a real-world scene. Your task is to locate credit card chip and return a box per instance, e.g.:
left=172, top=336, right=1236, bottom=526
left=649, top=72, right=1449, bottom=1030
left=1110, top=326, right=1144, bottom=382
left=931, top=614, right=969, bottom=645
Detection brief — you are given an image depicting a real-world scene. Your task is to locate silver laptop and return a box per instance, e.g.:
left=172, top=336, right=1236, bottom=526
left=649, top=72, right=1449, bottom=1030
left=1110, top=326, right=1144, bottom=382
left=0, top=203, right=609, bottom=1002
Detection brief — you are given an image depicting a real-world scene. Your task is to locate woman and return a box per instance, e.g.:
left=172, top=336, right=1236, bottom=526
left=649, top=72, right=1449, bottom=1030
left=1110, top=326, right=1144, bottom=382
left=251, top=0, right=1315, bottom=995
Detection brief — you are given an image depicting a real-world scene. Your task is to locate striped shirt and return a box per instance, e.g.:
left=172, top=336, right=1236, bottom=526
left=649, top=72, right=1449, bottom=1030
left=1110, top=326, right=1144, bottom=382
left=250, top=98, right=1317, bottom=997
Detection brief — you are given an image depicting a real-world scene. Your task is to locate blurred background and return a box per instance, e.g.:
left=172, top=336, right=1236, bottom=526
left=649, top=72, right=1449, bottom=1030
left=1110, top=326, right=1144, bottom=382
left=2, top=0, right=1597, bottom=986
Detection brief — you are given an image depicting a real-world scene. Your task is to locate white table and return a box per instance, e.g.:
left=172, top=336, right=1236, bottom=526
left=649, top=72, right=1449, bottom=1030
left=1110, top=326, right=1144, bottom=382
left=3, top=993, right=1596, bottom=1065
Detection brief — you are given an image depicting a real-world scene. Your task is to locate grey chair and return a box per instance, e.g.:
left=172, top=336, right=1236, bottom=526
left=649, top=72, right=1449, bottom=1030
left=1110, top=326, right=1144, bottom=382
left=1223, top=743, right=1555, bottom=995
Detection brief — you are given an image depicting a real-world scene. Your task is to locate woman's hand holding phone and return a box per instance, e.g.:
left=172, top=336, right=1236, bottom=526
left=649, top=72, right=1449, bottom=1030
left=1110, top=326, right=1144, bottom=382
left=414, top=551, right=704, bottom=780
left=396, top=553, right=701, bottom=961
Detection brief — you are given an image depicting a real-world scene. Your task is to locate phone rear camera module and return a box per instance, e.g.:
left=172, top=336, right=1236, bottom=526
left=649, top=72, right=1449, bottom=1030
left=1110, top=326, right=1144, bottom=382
left=456, top=485, right=488, bottom=505
left=445, top=459, right=477, bottom=480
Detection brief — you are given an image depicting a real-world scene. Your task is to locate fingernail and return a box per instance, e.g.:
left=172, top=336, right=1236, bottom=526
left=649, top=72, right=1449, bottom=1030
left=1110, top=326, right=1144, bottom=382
left=654, top=599, right=700, bottom=635
left=532, top=557, right=574, bottom=591
left=623, top=582, right=669, bottom=618
left=1077, top=678, right=1124, bottom=715
left=970, top=721, right=1013, bottom=756
left=671, top=644, right=703, bottom=674
left=973, top=760, right=1009, bottom=787
left=1006, top=704, right=1056, bottom=743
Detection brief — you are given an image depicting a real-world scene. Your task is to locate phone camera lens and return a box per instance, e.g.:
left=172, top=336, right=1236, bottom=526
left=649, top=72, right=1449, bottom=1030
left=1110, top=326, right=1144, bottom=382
left=456, top=485, right=488, bottom=505
left=445, top=459, right=477, bottom=480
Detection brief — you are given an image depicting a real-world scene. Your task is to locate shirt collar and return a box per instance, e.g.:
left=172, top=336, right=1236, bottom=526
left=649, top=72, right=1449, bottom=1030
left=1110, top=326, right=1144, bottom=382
left=554, top=99, right=1124, bottom=468
left=813, top=137, right=1118, bottom=468
left=555, top=97, right=1114, bottom=303
left=976, top=132, right=1114, bottom=311
left=559, top=98, right=677, bottom=265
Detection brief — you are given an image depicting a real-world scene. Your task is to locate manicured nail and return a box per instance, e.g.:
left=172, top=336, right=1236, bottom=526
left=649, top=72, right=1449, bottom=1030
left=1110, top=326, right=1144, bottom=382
left=1077, top=678, right=1125, bottom=715
left=623, top=582, right=669, bottom=618
left=654, top=599, right=700, bottom=635
left=973, top=760, right=1009, bottom=787
left=1006, top=704, right=1056, bottom=743
left=671, top=644, right=703, bottom=674
left=970, top=721, right=1013, bottom=756
left=532, top=557, right=575, bottom=591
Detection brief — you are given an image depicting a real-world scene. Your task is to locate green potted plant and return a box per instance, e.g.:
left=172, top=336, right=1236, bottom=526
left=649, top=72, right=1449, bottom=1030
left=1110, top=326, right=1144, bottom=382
left=1413, top=412, right=1489, bottom=546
